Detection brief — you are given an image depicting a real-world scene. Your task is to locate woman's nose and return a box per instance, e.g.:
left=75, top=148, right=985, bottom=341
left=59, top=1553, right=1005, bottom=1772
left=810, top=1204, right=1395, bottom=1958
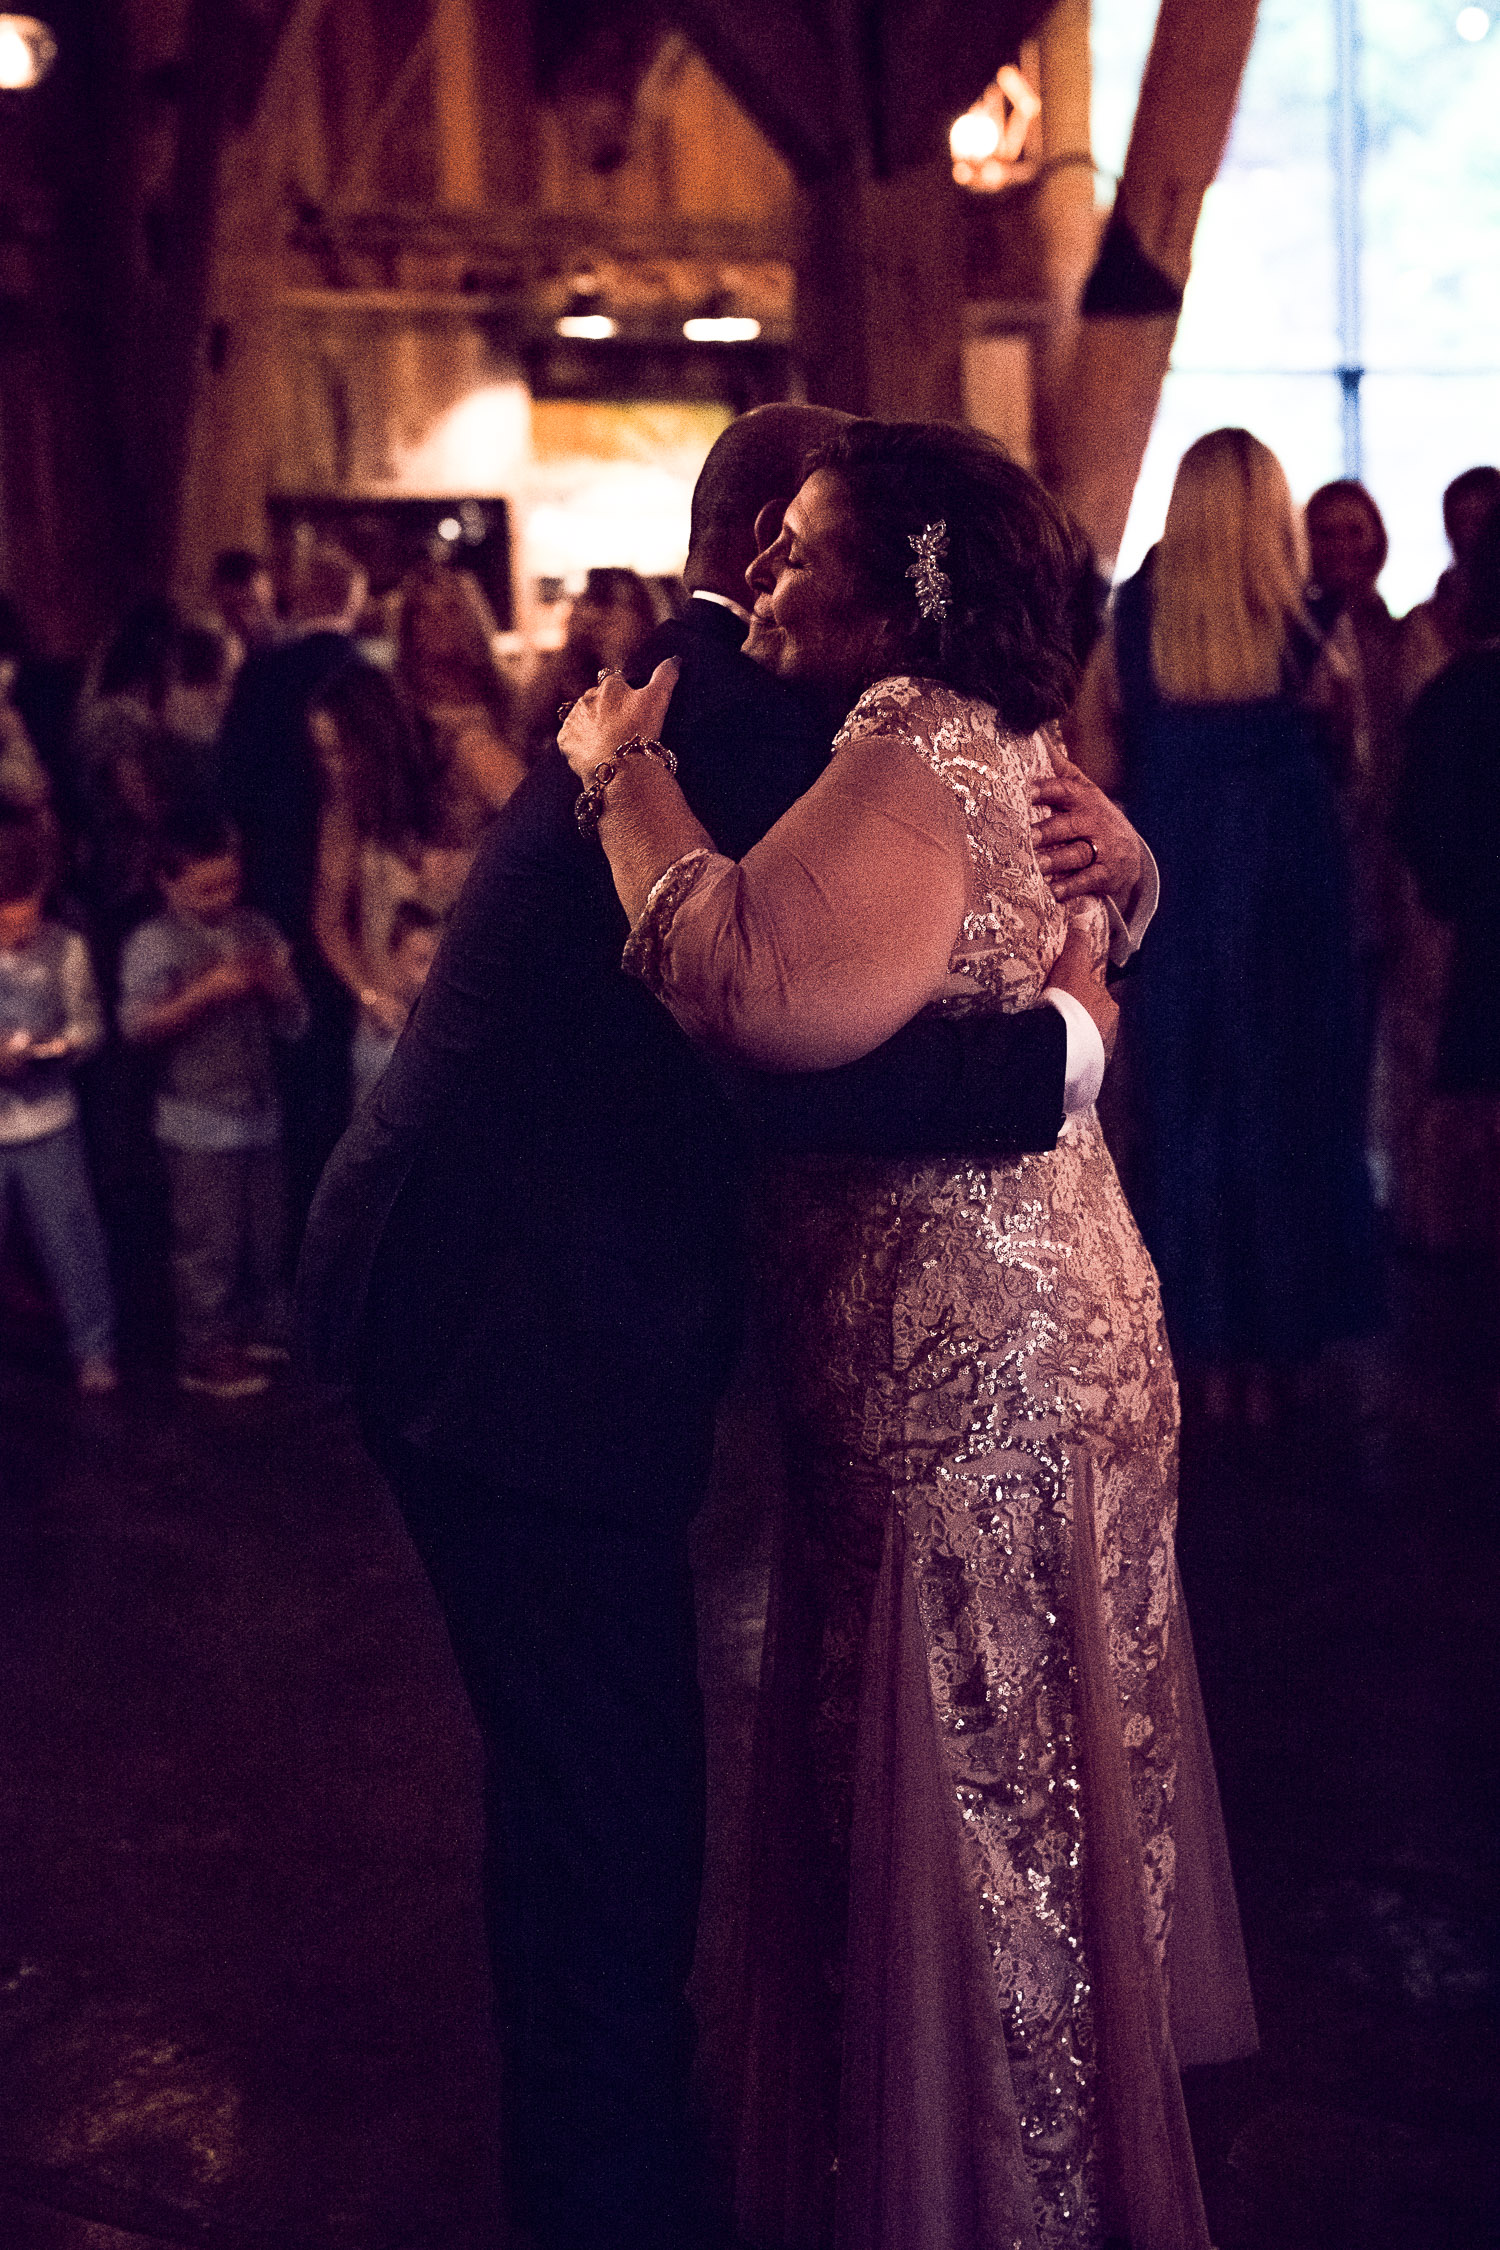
left=746, top=534, right=785, bottom=598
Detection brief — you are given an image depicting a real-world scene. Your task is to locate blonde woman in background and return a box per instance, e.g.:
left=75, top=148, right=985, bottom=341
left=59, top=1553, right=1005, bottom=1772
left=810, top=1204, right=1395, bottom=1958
left=393, top=564, right=526, bottom=907
left=1071, top=427, right=1376, bottom=1423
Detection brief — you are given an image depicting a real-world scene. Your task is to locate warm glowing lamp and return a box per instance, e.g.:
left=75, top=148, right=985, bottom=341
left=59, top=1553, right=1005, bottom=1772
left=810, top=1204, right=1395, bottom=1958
left=949, top=107, right=1003, bottom=165
left=949, top=65, right=1040, bottom=190
left=0, top=14, right=57, bottom=90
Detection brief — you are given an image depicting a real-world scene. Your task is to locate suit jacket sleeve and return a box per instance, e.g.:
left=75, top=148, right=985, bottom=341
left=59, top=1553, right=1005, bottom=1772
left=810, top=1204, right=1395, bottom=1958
left=715, top=1004, right=1065, bottom=1159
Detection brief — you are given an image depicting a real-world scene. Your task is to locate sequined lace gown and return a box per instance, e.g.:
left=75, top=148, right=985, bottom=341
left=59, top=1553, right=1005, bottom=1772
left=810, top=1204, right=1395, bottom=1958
left=624, top=678, right=1255, bottom=2250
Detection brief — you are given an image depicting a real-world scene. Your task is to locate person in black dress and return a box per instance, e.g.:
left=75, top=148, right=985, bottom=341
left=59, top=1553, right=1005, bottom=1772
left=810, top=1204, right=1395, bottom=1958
left=217, top=542, right=370, bottom=1226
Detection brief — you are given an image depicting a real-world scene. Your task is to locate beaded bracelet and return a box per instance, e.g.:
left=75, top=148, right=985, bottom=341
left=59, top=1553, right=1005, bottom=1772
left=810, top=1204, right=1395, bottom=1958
left=574, top=735, right=679, bottom=836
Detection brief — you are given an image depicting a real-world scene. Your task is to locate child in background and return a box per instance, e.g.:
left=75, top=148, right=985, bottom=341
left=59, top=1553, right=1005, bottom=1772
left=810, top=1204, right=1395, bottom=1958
left=118, top=810, right=307, bottom=1399
left=349, top=897, right=441, bottom=1107
left=0, top=818, right=117, bottom=1392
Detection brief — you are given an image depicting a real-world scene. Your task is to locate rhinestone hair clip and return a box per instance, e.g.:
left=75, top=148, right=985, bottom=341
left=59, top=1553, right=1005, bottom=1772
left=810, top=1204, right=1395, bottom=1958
left=906, top=518, right=952, bottom=622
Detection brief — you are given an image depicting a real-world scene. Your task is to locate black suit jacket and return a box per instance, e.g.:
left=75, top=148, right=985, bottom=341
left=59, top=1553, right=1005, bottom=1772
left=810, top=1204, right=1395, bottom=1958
left=217, top=630, right=360, bottom=947
left=296, top=599, right=1066, bottom=1497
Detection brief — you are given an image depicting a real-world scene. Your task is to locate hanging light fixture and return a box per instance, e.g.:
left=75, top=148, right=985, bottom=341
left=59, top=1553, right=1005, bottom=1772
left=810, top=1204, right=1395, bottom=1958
left=0, top=14, right=57, bottom=91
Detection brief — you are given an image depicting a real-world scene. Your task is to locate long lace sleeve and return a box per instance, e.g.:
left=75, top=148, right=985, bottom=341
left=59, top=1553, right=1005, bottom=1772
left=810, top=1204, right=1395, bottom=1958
left=621, top=723, right=969, bottom=1072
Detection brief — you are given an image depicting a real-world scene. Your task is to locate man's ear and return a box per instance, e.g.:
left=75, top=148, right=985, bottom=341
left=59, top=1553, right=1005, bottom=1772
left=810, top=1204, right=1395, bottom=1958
left=752, top=497, right=789, bottom=555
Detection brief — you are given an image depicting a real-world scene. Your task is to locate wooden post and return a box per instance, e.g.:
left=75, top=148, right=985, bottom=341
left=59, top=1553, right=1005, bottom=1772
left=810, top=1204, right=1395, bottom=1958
left=1038, top=0, right=1260, bottom=571
left=432, top=0, right=486, bottom=210
left=863, top=159, right=965, bottom=421
left=795, top=0, right=963, bottom=420
left=1027, top=0, right=1098, bottom=481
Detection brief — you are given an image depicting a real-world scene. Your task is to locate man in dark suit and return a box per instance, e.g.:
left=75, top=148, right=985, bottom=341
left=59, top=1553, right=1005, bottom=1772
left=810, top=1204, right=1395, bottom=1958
left=217, top=543, right=369, bottom=1224
left=297, top=407, right=1143, bottom=2250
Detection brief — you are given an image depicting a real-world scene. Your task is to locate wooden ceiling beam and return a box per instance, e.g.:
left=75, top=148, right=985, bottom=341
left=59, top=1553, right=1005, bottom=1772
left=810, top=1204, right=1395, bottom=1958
left=662, top=0, right=842, bottom=181
left=288, top=206, right=801, bottom=265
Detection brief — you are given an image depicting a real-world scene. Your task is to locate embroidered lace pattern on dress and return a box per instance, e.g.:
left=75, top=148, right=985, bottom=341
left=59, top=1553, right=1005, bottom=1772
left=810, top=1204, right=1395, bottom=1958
left=631, top=677, right=1183, bottom=2247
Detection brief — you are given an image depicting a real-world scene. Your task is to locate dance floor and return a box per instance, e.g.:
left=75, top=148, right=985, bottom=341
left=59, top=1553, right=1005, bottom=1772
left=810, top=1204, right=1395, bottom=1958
left=0, top=1253, right=1494, bottom=2249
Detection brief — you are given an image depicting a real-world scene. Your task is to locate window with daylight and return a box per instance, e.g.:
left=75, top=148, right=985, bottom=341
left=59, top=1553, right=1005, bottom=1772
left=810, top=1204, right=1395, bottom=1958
left=1094, top=0, right=1500, bottom=609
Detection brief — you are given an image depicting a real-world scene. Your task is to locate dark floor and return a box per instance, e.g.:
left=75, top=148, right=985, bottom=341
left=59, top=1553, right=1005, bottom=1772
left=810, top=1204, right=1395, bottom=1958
left=0, top=1256, right=1495, bottom=2248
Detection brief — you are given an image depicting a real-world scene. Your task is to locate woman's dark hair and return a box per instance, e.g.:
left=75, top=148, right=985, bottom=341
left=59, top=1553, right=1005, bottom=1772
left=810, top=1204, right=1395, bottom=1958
left=1443, top=463, right=1500, bottom=537
left=580, top=567, right=657, bottom=629
left=312, top=660, right=430, bottom=850
left=801, top=421, right=1091, bottom=732
left=1305, top=478, right=1389, bottom=575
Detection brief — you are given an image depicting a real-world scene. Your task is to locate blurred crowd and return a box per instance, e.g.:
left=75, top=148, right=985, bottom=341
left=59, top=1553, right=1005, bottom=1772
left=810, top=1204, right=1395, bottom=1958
left=0, top=542, right=678, bottom=1398
left=0, top=448, right=1497, bottom=1411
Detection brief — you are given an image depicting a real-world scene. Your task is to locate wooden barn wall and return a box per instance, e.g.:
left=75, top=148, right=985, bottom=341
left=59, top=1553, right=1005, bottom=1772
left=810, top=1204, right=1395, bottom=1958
left=175, top=9, right=803, bottom=614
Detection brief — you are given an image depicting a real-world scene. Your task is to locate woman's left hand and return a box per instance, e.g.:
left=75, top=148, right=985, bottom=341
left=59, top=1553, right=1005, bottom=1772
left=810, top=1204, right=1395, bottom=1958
left=558, top=661, right=679, bottom=781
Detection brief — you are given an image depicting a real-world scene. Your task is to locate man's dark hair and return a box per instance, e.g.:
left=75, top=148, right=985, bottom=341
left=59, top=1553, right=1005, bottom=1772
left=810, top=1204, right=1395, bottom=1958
left=154, top=805, right=240, bottom=881
left=804, top=421, right=1089, bottom=733
left=210, top=548, right=269, bottom=591
left=389, top=898, right=442, bottom=951
left=1461, top=498, right=1500, bottom=641
left=0, top=814, right=49, bottom=904
left=96, top=599, right=181, bottom=707
left=1443, top=465, right=1500, bottom=535
left=177, top=623, right=237, bottom=689
left=686, top=404, right=855, bottom=589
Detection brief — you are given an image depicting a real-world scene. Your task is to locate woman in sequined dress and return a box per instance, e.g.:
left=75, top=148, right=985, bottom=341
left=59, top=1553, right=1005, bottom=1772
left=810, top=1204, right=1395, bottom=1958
left=560, top=422, right=1255, bottom=2250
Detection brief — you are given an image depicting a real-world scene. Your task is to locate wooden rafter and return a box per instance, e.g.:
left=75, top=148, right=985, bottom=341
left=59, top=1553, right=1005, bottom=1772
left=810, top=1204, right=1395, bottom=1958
left=242, top=0, right=337, bottom=128
left=332, top=8, right=436, bottom=209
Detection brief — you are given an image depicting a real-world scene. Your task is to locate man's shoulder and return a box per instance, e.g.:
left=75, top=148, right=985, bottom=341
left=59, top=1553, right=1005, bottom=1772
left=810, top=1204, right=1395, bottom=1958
left=455, top=751, right=593, bottom=893
left=640, top=600, right=745, bottom=653
left=645, top=607, right=811, bottom=733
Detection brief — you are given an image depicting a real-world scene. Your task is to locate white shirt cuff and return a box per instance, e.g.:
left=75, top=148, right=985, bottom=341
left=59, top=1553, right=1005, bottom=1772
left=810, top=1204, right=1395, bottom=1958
left=1043, top=988, right=1106, bottom=1114
left=1105, top=843, right=1161, bottom=966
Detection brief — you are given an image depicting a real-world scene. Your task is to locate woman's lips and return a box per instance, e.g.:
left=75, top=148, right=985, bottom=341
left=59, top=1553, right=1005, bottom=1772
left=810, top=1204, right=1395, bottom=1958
left=743, top=608, right=783, bottom=663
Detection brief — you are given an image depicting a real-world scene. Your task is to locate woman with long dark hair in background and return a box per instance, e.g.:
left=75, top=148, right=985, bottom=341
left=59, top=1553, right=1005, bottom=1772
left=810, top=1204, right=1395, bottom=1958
left=392, top=563, right=526, bottom=897
left=308, top=663, right=453, bottom=1108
